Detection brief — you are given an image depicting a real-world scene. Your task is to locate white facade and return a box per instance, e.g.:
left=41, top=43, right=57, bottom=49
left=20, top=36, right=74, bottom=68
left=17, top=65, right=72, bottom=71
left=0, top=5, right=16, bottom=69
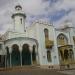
left=0, top=5, right=75, bottom=69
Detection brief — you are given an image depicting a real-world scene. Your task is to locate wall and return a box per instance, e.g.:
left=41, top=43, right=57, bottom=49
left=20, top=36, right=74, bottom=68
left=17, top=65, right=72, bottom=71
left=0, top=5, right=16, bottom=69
left=29, top=22, right=60, bottom=66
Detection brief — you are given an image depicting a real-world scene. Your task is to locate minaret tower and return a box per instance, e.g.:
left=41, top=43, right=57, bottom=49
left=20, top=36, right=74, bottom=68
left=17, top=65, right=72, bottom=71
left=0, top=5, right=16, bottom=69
left=12, top=5, right=26, bottom=32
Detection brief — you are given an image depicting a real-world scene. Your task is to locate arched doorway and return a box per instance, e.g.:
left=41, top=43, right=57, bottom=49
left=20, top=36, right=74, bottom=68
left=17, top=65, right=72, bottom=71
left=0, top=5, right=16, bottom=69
left=11, top=44, right=20, bottom=66
left=6, top=47, right=10, bottom=67
left=22, top=44, right=31, bottom=65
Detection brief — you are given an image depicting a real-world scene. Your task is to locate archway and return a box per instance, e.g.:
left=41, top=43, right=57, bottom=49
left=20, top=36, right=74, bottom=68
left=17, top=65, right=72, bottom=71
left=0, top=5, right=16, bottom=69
left=11, top=44, right=20, bottom=66
left=6, top=47, right=10, bottom=67
left=22, top=44, right=31, bottom=65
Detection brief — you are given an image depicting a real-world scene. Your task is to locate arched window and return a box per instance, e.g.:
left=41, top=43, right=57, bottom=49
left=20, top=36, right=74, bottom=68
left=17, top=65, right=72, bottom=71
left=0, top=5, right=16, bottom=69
left=44, top=28, right=49, bottom=39
left=20, top=18, right=22, bottom=24
left=57, top=33, right=68, bottom=45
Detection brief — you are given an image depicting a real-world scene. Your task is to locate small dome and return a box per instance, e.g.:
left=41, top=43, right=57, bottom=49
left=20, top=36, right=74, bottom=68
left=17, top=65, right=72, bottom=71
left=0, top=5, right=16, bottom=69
left=64, top=20, right=73, bottom=28
left=59, top=20, right=73, bottom=29
left=15, top=5, right=22, bottom=11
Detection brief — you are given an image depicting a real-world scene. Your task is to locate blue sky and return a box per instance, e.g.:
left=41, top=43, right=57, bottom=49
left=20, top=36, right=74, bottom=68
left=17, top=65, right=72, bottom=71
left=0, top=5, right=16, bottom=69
left=0, top=0, right=75, bottom=34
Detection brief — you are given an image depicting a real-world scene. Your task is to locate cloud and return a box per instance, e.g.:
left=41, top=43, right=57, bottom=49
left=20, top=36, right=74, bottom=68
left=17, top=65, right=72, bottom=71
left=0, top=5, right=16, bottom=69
left=0, top=0, right=75, bottom=34
left=53, top=0, right=75, bottom=27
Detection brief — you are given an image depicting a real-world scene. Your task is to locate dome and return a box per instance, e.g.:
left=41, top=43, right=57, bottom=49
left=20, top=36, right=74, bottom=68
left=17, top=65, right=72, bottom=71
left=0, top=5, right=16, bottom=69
left=12, top=5, right=26, bottom=18
left=15, top=5, right=22, bottom=11
left=64, top=20, right=73, bottom=28
left=59, top=20, right=73, bottom=29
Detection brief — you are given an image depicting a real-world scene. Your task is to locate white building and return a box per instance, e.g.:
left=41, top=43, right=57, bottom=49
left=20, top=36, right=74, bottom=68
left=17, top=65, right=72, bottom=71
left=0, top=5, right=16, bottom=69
left=0, top=5, right=75, bottom=69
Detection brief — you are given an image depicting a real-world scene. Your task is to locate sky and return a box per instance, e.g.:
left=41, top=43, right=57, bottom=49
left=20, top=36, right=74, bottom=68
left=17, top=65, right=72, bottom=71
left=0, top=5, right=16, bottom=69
left=0, top=0, right=75, bottom=34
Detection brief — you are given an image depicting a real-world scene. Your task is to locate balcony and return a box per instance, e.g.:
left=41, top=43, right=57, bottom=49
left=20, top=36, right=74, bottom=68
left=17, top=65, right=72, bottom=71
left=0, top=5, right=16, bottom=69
left=45, top=39, right=54, bottom=49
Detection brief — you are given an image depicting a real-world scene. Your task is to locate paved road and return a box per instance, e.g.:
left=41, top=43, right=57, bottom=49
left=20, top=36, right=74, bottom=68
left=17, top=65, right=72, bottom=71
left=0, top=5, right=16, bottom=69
left=58, top=70, right=75, bottom=75
left=0, top=69, right=67, bottom=75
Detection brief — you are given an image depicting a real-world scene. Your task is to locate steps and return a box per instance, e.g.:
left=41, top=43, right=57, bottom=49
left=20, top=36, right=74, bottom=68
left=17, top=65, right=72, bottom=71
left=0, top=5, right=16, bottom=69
left=0, top=65, right=40, bottom=72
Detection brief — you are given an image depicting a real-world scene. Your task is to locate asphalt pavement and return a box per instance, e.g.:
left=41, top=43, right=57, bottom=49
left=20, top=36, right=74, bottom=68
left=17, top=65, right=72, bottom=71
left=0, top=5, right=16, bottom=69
left=0, top=68, right=68, bottom=75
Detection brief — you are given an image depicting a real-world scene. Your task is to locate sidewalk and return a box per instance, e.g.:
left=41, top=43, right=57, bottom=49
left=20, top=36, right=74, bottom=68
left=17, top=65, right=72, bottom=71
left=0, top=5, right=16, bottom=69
left=58, top=69, right=75, bottom=75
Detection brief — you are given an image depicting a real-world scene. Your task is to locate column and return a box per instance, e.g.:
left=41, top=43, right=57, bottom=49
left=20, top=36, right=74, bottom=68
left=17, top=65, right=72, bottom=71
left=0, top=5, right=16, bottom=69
left=19, top=45, right=22, bottom=67
left=31, top=52, right=33, bottom=65
left=20, top=51, right=22, bottom=67
left=9, top=53, right=12, bottom=68
left=35, top=46, right=38, bottom=64
left=5, top=55, right=7, bottom=68
left=9, top=47, right=12, bottom=68
left=29, top=46, right=33, bottom=65
left=5, top=48, right=7, bottom=68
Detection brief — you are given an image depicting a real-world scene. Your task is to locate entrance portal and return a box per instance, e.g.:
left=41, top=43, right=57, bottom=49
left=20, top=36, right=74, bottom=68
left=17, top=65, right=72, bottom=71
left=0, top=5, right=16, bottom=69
left=11, top=44, right=20, bottom=66
left=22, top=44, right=31, bottom=65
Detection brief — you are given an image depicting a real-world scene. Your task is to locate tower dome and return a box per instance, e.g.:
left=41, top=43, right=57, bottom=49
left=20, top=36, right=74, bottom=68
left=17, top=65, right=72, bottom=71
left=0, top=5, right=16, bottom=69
left=15, top=5, right=22, bottom=11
